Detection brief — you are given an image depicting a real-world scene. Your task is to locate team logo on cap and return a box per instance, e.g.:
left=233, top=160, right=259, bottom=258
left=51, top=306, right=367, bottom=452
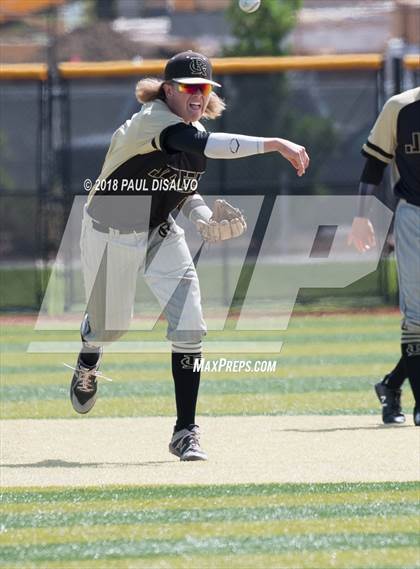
left=189, top=57, right=207, bottom=76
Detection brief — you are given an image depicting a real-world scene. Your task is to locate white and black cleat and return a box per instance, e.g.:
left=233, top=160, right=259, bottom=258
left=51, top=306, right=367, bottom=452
left=169, top=424, right=208, bottom=461
left=65, top=355, right=111, bottom=414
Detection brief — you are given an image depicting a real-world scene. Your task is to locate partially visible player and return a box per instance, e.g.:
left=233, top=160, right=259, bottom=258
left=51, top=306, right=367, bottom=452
left=375, top=357, right=406, bottom=424
left=348, top=87, right=420, bottom=426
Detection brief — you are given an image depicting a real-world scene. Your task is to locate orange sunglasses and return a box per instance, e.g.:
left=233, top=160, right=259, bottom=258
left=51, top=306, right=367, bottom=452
left=174, top=83, right=213, bottom=96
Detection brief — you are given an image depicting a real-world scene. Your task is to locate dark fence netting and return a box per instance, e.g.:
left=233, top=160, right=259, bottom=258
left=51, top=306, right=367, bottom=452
left=405, top=66, right=419, bottom=89
left=0, top=82, right=40, bottom=194
left=66, top=70, right=380, bottom=197
left=0, top=82, right=44, bottom=309
left=1, top=64, right=413, bottom=311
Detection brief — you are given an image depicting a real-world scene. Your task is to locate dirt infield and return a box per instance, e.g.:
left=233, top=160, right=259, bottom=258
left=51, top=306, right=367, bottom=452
left=1, top=415, right=418, bottom=487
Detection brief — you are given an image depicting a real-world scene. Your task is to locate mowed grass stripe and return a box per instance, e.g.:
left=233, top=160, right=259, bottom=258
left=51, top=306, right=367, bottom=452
left=0, top=334, right=400, bottom=368
left=1, top=363, right=397, bottom=386
left=1, top=321, right=400, bottom=345
left=0, top=377, right=388, bottom=401
left=287, top=315, right=400, bottom=329
left=4, top=489, right=418, bottom=514
left=1, top=533, right=418, bottom=563
left=1, top=318, right=400, bottom=335
left=3, top=548, right=418, bottom=569
left=1, top=516, right=418, bottom=547
left=1, top=361, right=168, bottom=375
left=2, top=390, right=407, bottom=419
left=3, top=502, right=418, bottom=530
left=0, top=329, right=399, bottom=352
left=0, top=317, right=401, bottom=354
left=1, top=351, right=402, bottom=377
left=3, top=481, right=415, bottom=504
left=1, top=312, right=400, bottom=327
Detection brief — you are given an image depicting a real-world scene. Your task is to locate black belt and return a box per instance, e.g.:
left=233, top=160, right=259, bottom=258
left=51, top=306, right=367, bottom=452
left=92, top=220, right=147, bottom=234
left=91, top=220, right=172, bottom=237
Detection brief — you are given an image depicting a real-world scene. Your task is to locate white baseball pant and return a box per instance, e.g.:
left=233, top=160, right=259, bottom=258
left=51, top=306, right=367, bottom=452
left=79, top=208, right=206, bottom=347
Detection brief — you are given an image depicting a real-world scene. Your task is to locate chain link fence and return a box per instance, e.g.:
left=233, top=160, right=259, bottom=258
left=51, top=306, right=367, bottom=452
left=0, top=55, right=417, bottom=311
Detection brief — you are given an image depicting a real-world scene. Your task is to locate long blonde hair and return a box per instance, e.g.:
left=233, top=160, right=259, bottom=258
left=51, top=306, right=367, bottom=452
left=135, top=78, right=226, bottom=120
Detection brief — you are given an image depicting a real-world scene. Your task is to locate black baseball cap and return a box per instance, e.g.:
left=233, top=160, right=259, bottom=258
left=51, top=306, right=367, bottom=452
left=164, top=51, right=221, bottom=87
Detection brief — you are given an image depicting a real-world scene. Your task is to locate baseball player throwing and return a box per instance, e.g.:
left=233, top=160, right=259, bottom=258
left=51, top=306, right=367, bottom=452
left=69, top=51, right=310, bottom=460
left=348, top=87, right=420, bottom=426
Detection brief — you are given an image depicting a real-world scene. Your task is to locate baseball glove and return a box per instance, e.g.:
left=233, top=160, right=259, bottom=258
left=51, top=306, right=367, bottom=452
left=196, top=199, right=247, bottom=242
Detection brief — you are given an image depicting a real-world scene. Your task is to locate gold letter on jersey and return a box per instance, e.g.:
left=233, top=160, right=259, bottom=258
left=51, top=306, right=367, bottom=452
left=405, top=133, right=420, bottom=154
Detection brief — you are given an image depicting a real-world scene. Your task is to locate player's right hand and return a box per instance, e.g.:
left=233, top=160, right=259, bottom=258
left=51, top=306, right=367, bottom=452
left=266, top=138, right=310, bottom=176
left=348, top=216, right=376, bottom=253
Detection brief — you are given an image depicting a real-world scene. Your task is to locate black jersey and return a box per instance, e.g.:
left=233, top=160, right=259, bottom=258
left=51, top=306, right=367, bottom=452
left=87, top=100, right=207, bottom=230
left=362, top=87, right=420, bottom=207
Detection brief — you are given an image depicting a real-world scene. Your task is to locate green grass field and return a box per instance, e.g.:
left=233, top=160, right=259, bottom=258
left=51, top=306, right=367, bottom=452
left=1, top=482, right=419, bottom=568
left=1, top=310, right=419, bottom=568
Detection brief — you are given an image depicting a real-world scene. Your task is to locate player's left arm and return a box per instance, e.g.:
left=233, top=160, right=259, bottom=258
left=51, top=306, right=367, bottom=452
left=180, top=194, right=247, bottom=242
left=180, top=194, right=212, bottom=225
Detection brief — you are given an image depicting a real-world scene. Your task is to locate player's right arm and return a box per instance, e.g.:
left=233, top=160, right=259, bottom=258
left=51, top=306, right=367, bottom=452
left=348, top=97, right=398, bottom=252
left=347, top=155, right=388, bottom=252
left=160, top=124, right=309, bottom=176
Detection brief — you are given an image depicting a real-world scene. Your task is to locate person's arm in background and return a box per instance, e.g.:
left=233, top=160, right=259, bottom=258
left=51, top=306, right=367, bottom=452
left=347, top=156, right=388, bottom=252
left=348, top=96, right=397, bottom=252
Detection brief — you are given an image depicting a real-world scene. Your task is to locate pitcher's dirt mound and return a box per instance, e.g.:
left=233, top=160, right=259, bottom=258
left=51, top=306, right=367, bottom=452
left=1, top=416, right=418, bottom=487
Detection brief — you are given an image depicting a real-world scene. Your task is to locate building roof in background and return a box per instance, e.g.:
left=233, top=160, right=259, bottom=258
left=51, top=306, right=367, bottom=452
left=0, top=0, right=64, bottom=23
left=0, top=0, right=418, bottom=63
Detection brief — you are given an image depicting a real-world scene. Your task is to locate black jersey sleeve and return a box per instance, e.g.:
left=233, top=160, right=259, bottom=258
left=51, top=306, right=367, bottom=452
left=159, top=123, right=210, bottom=155
left=360, top=153, right=388, bottom=185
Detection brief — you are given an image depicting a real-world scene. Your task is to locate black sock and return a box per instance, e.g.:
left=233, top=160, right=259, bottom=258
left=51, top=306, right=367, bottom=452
left=172, top=352, right=201, bottom=431
left=382, top=356, right=407, bottom=390
left=79, top=315, right=101, bottom=368
left=401, top=343, right=420, bottom=406
left=79, top=346, right=101, bottom=368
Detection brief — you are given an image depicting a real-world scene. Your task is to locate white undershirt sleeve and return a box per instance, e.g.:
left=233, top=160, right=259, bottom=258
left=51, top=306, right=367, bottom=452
left=204, top=132, right=266, bottom=159
left=181, top=194, right=213, bottom=223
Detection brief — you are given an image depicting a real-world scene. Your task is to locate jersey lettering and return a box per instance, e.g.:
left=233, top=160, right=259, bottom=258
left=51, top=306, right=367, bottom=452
left=405, top=132, right=420, bottom=154
left=148, top=166, right=201, bottom=193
